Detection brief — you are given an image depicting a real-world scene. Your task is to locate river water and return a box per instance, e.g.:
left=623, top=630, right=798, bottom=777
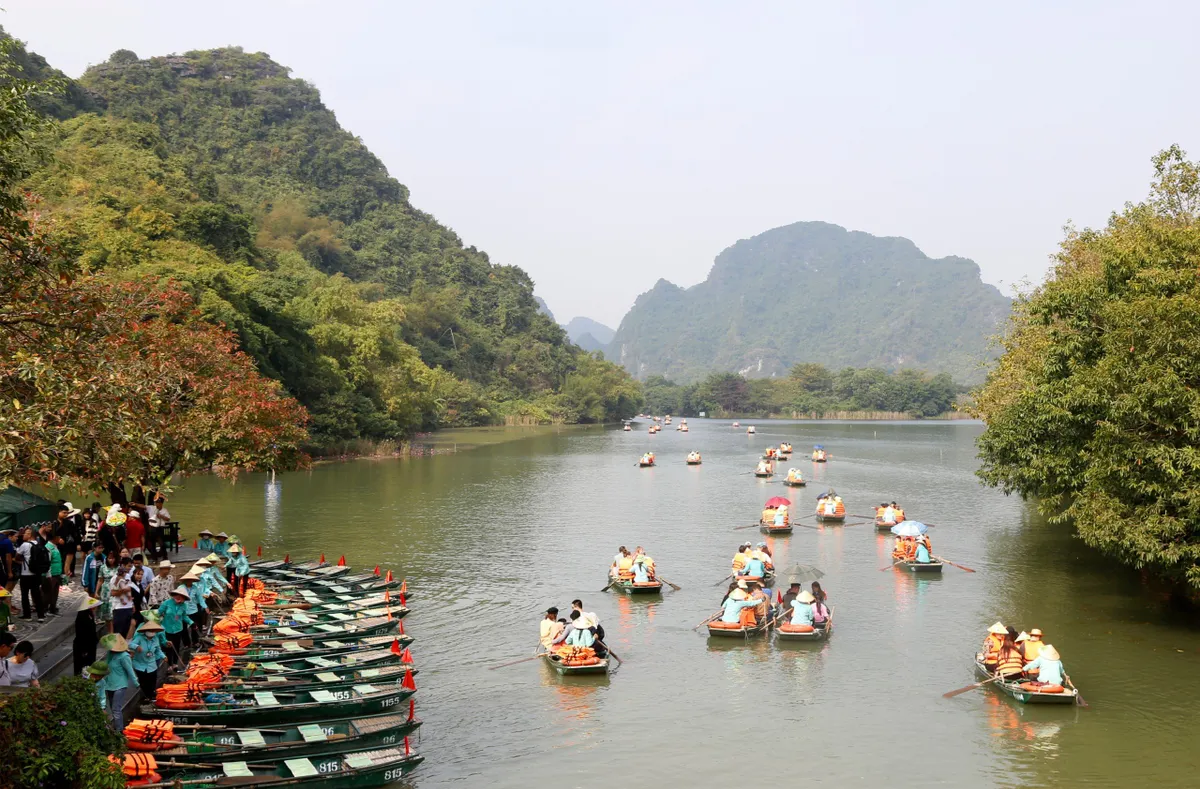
left=164, top=421, right=1200, bottom=788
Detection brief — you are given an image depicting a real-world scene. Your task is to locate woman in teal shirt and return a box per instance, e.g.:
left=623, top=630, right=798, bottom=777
left=98, top=633, right=137, bottom=729
left=129, top=620, right=166, bottom=702
left=196, top=529, right=215, bottom=552
left=228, top=544, right=251, bottom=597
left=721, top=595, right=759, bottom=624
left=157, top=586, right=193, bottom=667
left=790, top=590, right=816, bottom=625
left=1023, top=644, right=1065, bottom=686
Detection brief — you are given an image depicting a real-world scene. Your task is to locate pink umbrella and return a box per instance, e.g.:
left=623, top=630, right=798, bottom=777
left=764, top=497, right=792, bottom=508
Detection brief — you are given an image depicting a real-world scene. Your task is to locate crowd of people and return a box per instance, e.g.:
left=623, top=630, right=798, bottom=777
left=874, top=501, right=906, bottom=526
left=892, top=534, right=934, bottom=563
left=980, top=623, right=1066, bottom=688
left=760, top=504, right=790, bottom=527
left=538, top=599, right=608, bottom=658
left=609, top=546, right=657, bottom=584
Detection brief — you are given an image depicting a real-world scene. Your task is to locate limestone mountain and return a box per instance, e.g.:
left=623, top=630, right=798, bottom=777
left=563, top=317, right=615, bottom=353
left=608, top=221, right=1009, bottom=384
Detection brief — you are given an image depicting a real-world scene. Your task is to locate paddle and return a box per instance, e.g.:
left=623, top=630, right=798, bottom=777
left=712, top=573, right=735, bottom=587
left=943, top=673, right=1006, bottom=698
left=879, top=561, right=900, bottom=571
left=692, top=609, right=723, bottom=630
left=488, top=653, right=546, bottom=670
left=933, top=556, right=977, bottom=573
left=656, top=576, right=682, bottom=591
left=1065, top=673, right=1088, bottom=707
left=733, top=523, right=761, bottom=531
left=593, top=637, right=622, bottom=666
left=600, top=579, right=615, bottom=592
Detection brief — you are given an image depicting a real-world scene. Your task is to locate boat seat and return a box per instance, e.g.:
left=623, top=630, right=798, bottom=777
left=315, top=672, right=341, bottom=683
left=253, top=692, right=280, bottom=707
left=286, top=758, right=320, bottom=777
left=236, top=730, right=267, bottom=747
left=345, top=753, right=376, bottom=769
left=310, top=690, right=338, bottom=703
left=281, top=642, right=304, bottom=652
left=352, top=684, right=377, bottom=695
left=223, top=762, right=254, bottom=777
left=297, top=724, right=327, bottom=743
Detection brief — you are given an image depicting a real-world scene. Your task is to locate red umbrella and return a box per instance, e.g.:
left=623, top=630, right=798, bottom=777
left=764, top=497, right=792, bottom=508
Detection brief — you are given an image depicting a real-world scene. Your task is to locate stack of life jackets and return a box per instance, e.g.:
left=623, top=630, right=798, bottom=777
left=108, top=753, right=161, bottom=785
left=155, top=681, right=214, bottom=709
left=209, top=631, right=254, bottom=654
left=554, top=645, right=600, bottom=666
left=186, top=652, right=234, bottom=685
left=245, top=587, right=278, bottom=605
left=124, top=719, right=182, bottom=752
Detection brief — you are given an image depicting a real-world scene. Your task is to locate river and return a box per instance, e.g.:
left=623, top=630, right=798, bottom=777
left=163, top=420, right=1200, bottom=788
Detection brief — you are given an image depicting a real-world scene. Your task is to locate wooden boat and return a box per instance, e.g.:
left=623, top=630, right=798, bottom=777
left=260, top=565, right=354, bottom=582
left=541, top=649, right=610, bottom=675
left=178, top=663, right=419, bottom=696
left=759, top=522, right=793, bottom=535
left=893, top=558, right=944, bottom=573
left=153, top=745, right=423, bottom=787
left=747, top=426, right=755, bottom=434
left=875, top=517, right=898, bottom=531
left=233, top=615, right=401, bottom=642
left=686, top=458, right=702, bottom=465
left=206, top=646, right=409, bottom=680
left=681, top=425, right=689, bottom=432
left=608, top=576, right=663, bottom=595
left=706, top=610, right=773, bottom=638
left=973, top=659, right=1079, bottom=704
left=142, top=713, right=421, bottom=766
left=222, top=633, right=413, bottom=664
left=754, top=466, right=773, bottom=478
left=776, top=609, right=833, bottom=642
left=145, top=683, right=417, bottom=726
left=639, top=459, right=655, bottom=467
left=249, top=560, right=326, bottom=573
left=782, top=478, right=806, bottom=487
left=205, top=618, right=401, bottom=653
left=814, top=512, right=845, bottom=523
left=623, top=424, right=632, bottom=431
left=253, top=605, right=409, bottom=631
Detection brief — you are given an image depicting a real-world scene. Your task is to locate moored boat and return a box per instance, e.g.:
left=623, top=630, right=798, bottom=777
left=148, top=745, right=423, bottom=788
left=228, top=615, right=401, bottom=642
left=220, top=633, right=412, bottom=664
left=191, top=645, right=410, bottom=681
left=206, top=617, right=401, bottom=654
left=145, top=682, right=417, bottom=727
left=126, top=713, right=421, bottom=765
left=252, top=605, right=409, bottom=631
left=972, top=659, right=1079, bottom=704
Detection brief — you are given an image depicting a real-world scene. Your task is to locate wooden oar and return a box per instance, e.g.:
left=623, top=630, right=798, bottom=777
left=593, top=637, right=622, bottom=666
left=943, top=674, right=1006, bottom=698
left=934, top=556, right=977, bottom=573
left=600, top=579, right=615, bottom=592
left=879, top=561, right=900, bottom=571
left=1065, top=673, right=1088, bottom=707
left=692, top=610, right=722, bottom=630
left=656, top=576, right=682, bottom=591
left=734, top=523, right=761, bottom=531
left=712, top=573, right=734, bottom=587
left=488, top=653, right=546, bottom=670
left=841, top=521, right=869, bottom=527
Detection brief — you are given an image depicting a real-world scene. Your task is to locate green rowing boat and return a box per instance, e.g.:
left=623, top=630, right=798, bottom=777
left=195, top=665, right=418, bottom=695
left=776, top=608, right=833, bottom=642
left=814, top=513, right=845, bottom=523
left=231, top=615, right=400, bottom=642
left=221, top=633, right=412, bottom=663
left=973, top=659, right=1078, bottom=704
left=151, top=745, right=422, bottom=788
left=541, top=652, right=610, bottom=675
left=255, top=605, right=409, bottom=630
left=145, top=683, right=416, bottom=726
left=893, top=559, right=944, bottom=573
left=145, top=712, right=420, bottom=766
left=212, top=646, right=406, bottom=679
left=759, top=522, right=793, bottom=535
left=706, top=608, right=773, bottom=638
left=608, top=577, right=663, bottom=595
left=782, top=479, right=806, bottom=487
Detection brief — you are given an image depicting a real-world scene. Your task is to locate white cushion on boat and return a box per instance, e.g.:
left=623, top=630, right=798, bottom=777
left=352, top=684, right=377, bottom=695
left=323, top=640, right=346, bottom=648
left=253, top=692, right=280, bottom=707
left=307, top=657, right=337, bottom=667
left=286, top=758, right=320, bottom=777
left=345, top=753, right=374, bottom=769
left=316, top=624, right=344, bottom=633
left=223, top=762, right=254, bottom=777
left=298, top=723, right=327, bottom=742
left=291, top=613, right=314, bottom=623
left=236, top=730, right=267, bottom=746
left=310, top=689, right=337, bottom=703
left=330, top=585, right=351, bottom=593
left=359, top=669, right=381, bottom=678
left=276, top=627, right=303, bottom=636
left=315, top=672, right=341, bottom=682
left=331, top=613, right=353, bottom=621
left=266, top=675, right=287, bottom=683
left=282, top=642, right=304, bottom=652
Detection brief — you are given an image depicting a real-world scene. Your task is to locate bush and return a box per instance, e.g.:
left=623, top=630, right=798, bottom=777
left=0, top=678, right=125, bottom=789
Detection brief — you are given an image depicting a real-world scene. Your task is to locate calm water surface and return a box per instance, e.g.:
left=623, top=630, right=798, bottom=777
left=166, top=421, right=1200, bottom=788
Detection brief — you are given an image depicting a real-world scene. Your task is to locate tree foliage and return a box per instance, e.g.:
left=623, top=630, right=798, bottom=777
left=642, top=365, right=960, bottom=418
left=9, top=42, right=641, bottom=445
left=974, top=146, right=1200, bottom=591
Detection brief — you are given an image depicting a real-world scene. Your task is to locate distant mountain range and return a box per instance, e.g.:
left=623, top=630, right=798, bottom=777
left=562, top=316, right=615, bottom=353
left=606, top=221, right=1010, bottom=384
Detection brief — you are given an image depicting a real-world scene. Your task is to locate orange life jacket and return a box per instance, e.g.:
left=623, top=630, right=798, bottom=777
left=983, top=633, right=1003, bottom=662
left=996, top=646, right=1024, bottom=676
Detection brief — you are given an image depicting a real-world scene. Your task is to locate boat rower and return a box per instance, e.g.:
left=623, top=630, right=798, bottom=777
left=632, top=554, right=655, bottom=584
left=740, top=550, right=767, bottom=580
left=789, top=590, right=817, bottom=626
left=720, top=581, right=760, bottom=625
left=780, top=582, right=801, bottom=612
left=752, top=543, right=773, bottom=570
left=915, top=535, right=933, bottom=564
left=611, top=546, right=633, bottom=580
left=1022, top=644, right=1064, bottom=686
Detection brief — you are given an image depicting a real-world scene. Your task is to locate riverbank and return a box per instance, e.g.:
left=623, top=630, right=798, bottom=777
left=309, top=423, right=610, bottom=462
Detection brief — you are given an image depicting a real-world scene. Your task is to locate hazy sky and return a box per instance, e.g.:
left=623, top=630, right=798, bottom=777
left=7, top=1, right=1200, bottom=327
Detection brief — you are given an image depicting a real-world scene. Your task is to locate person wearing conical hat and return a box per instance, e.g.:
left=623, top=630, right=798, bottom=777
left=211, top=532, right=229, bottom=559
left=789, top=590, right=817, bottom=626
left=227, top=543, right=251, bottom=597
left=99, top=632, right=136, bottom=729
left=196, top=528, right=215, bottom=552
left=72, top=595, right=102, bottom=677
left=86, top=659, right=109, bottom=710
left=981, top=622, right=1007, bottom=670
left=1023, top=644, right=1065, bottom=686
left=129, top=619, right=166, bottom=701
left=178, top=569, right=207, bottom=645
left=720, top=582, right=759, bottom=624
left=156, top=585, right=193, bottom=668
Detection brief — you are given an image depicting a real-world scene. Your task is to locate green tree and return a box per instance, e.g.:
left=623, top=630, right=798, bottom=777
left=975, top=146, right=1200, bottom=591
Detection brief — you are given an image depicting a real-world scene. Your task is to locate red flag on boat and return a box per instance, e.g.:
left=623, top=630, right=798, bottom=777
left=386, top=607, right=393, bottom=621
left=390, top=638, right=403, bottom=655
left=320, top=553, right=325, bottom=563
left=385, top=570, right=393, bottom=583
left=384, top=590, right=391, bottom=602
left=337, top=555, right=346, bottom=567
left=407, top=698, right=415, bottom=721
left=400, top=647, right=413, bottom=665
left=398, top=619, right=405, bottom=635
left=777, top=590, right=783, bottom=603
left=284, top=553, right=290, bottom=563
left=400, top=593, right=407, bottom=607
left=193, top=539, right=197, bottom=549
left=404, top=736, right=410, bottom=755
left=373, top=565, right=380, bottom=576
left=401, top=668, right=416, bottom=690
left=400, top=579, right=407, bottom=594
left=257, top=545, right=262, bottom=557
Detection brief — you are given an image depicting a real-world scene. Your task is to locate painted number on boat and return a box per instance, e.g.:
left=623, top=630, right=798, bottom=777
left=317, top=760, right=340, bottom=773
left=385, top=768, right=408, bottom=781
left=382, top=695, right=401, bottom=707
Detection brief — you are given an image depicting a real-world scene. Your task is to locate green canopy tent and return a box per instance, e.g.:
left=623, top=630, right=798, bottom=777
left=0, top=486, right=56, bottom=533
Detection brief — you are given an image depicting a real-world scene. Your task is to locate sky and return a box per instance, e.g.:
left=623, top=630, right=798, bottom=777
left=6, top=1, right=1200, bottom=328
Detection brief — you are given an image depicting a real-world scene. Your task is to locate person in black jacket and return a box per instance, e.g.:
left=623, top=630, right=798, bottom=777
left=73, top=598, right=100, bottom=676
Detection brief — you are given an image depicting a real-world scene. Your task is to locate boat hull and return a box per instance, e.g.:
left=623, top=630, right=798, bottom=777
left=707, top=619, right=772, bottom=638
left=164, top=749, right=423, bottom=788
left=754, top=472, right=773, bottom=478
left=759, top=524, right=793, bottom=535
left=875, top=518, right=896, bottom=531
left=776, top=619, right=831, bottom=642
left=686, top=460, right=702, bottom=465
left=782, top=480, right=806, bottom=487
left=814, top=514, right=845, bottom=523
left=894, top=560, right=944, bottom=573
left=542, top=653, right=610, bottom=675
left=146, top=688, right=417, bottom=727
left=610, top=578, right=663, bottom=595
left=973, top=660, right=1078, bottom=704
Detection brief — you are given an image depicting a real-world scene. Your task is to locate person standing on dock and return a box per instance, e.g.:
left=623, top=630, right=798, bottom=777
left=73, top=596, right=102, bottom=676
left=156, top=586, right=193, bottom=667
left=129, top=620, right=166, bottom=702
left=227, top=544, right=250, bottom=597
left=98, top=633, right=136, bottom=729
left=179, top=570, right=204, bottom=645
left=196, top=529, right=214, bottom=552
left=146, top=561, right=174, bottom=608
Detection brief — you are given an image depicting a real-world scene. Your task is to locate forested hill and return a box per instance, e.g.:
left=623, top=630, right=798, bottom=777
left=608, top=222, right=1010, bottom=384
left=16, top=41, right=641, bottom=444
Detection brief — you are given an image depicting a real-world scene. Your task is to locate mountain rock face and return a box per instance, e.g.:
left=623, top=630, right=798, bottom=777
left=608, top=221, right=1010, bottom=384
left=563, top=317, right=615, bottom=351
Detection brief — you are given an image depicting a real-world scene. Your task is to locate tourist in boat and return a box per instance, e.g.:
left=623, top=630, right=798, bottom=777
left=915, top=535, right=933, bottom=563
left=812, top=591, right=830, bottom=626
left=756, top=460, right=771, bottom=475
left=565, top=612, right=596, bottom=648
left=611, top=546, right=631, bottom=579
left=720, top=584, right=760, bottom=625
left=539, top=607, right=564, bottom=651
left=1024, top=628, right=1045, bottom=662
left=731, top=544, right=751, bottom=574
left=780, top=582, right=801, bottom=612
left=981, top=622, right=1007, bottom=671
left=877, top=502, right=896, bottom=525
left=789, top=590, right=817, bottom=626
left=632, top=552, right=655, bottom=583
left=129, top=620, right=165, bottom=702
left=760, top=504, right=777, bottom=524
left=773, top=505, right=789, bottom=527
left=752, top=543, right=774, bottom=570
left=995, top=631, right=1026, bottom=679
left=99, top=633, right=136, bottom=728
left=811, top=581, right=828, bottom=608
left=196, top=529, right=214, bottom=552
left=1022, top=644, right=1064, bottom=686
left=739, top=550, right=767, bottom=580
left=571, top=599, right=603, bottom=641
left=891, top=502, right=905, bottom=522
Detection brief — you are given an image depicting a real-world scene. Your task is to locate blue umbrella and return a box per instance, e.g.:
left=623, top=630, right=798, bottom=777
left=814, top=445, right=824, bottom=449
left=891, top=521, right=928, bottom=537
